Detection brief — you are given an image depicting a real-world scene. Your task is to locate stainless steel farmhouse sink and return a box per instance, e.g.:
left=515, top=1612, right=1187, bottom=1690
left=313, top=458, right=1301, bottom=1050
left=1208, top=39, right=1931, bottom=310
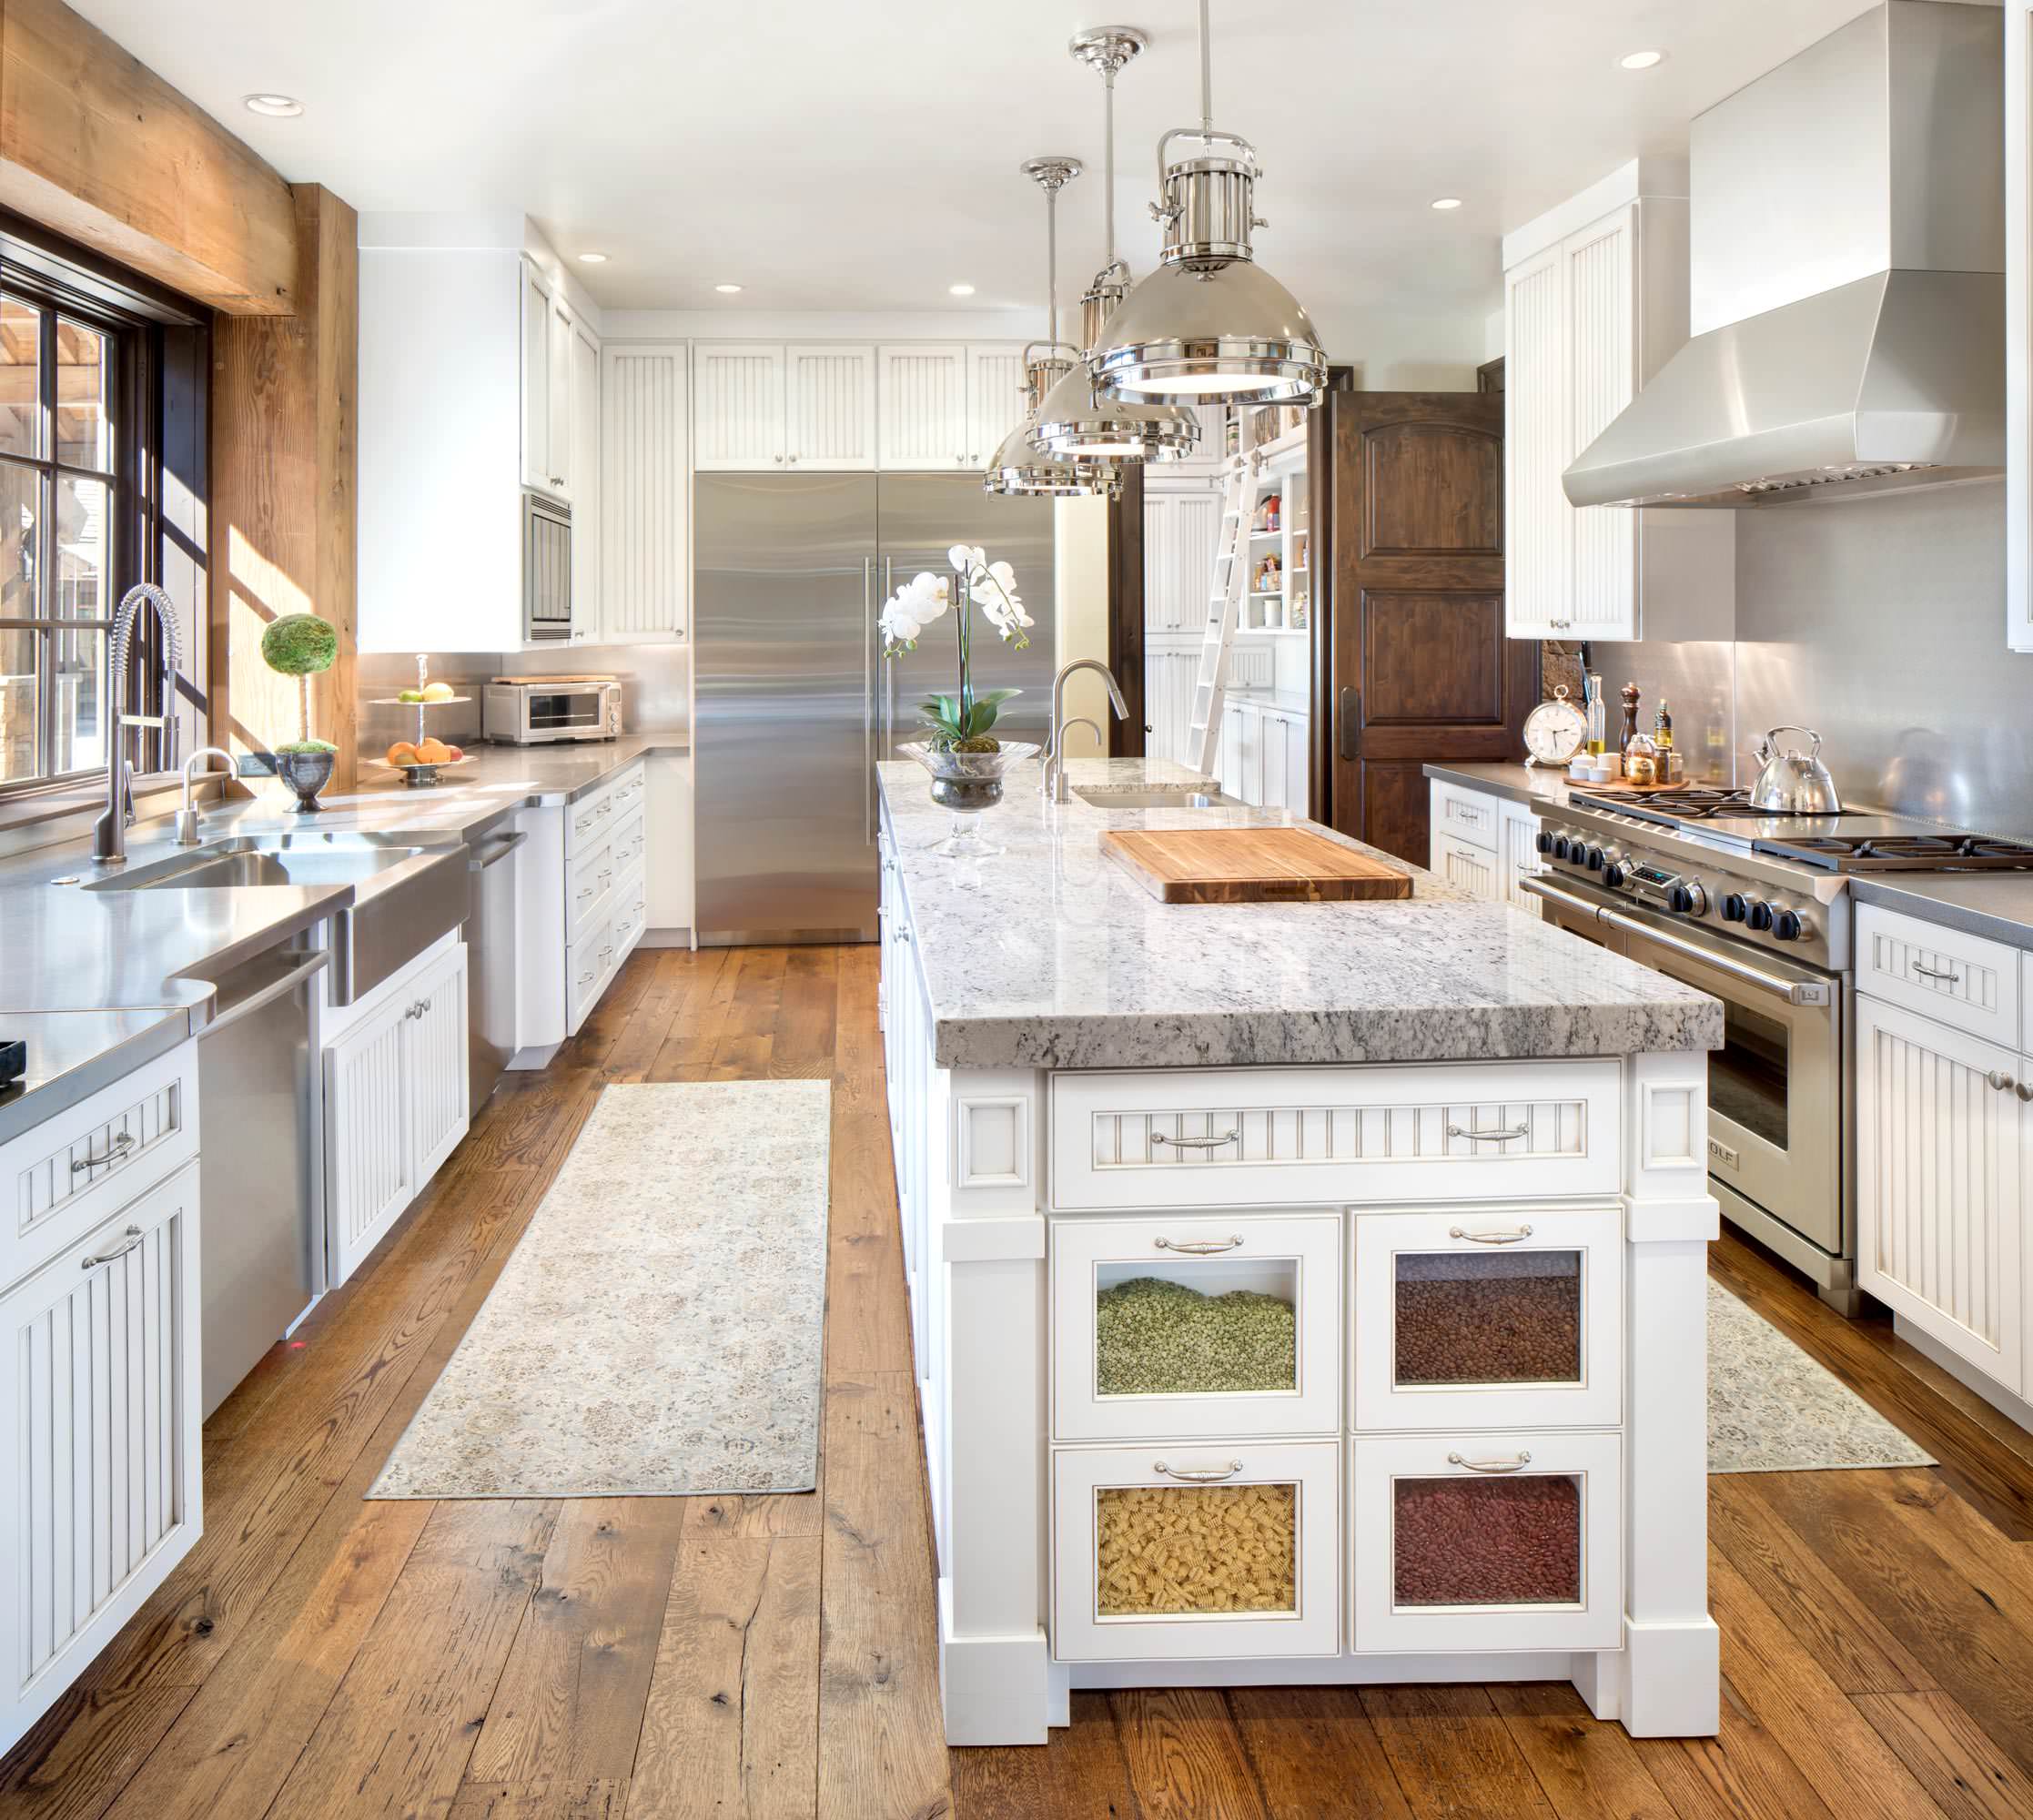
left=83, top=831, right=431, bottom=893
left=1072, top=785, right=1238, bottom=810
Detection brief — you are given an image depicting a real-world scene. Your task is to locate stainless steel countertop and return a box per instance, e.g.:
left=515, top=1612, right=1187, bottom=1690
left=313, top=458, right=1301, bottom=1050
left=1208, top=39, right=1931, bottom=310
left=0, top=732, right=687, bottom=1140
left=1850, top=874, right=2033, bottom=954
left=1421, top=761, right=1580, bottom=813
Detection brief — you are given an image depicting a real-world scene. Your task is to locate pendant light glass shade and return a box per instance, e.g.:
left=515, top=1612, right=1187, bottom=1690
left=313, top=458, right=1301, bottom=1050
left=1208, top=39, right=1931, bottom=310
left=1087, top=1, right=1328, bottom=407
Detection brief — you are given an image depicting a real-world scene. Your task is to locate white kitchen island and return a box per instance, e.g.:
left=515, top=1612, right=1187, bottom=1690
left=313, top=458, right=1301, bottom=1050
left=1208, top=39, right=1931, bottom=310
left=875, top=756, right=1726, bottom=1748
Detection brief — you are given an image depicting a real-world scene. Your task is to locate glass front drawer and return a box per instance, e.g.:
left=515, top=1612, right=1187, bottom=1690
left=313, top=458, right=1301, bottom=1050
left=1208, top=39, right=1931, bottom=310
left=1053, top=1441, right=1340, bottom=1661
left=1052, top=1214, right=1341, bottom=1440
left=1352, top=1206, right=1622, bottom=1430
left=1351, top=1431, right=1622, bottom=1653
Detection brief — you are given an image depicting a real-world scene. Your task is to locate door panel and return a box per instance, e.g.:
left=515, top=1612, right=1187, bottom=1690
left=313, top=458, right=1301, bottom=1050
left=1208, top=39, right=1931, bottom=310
left=880, top=346, right=967, bottom=470
left=786, top=345, right=876, bottom=470
left=1324, top=389, right=1532, bottom=864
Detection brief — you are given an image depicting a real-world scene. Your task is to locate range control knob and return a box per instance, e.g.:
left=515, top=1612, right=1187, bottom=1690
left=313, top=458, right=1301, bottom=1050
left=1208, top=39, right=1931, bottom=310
left=1552, top=834, right=1574, bottom=861
left=1584, top=844, right=1606, bottom=871
left=1746, top=900, right=1777, bottom=933
left=1536, top=830, right=1554, bottom=854
left=1774, top=908, right=1805, bottom=943
left=1602, top=862, right=1626, bottom=888
left=1720, top=893, right=1749, bottom=924
left=1667, top=881, right=1708, bottom=917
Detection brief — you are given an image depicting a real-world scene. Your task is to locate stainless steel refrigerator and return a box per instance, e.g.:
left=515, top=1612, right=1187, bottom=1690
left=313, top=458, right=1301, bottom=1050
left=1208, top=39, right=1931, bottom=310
left=693, top=473, right=1056, bottom=945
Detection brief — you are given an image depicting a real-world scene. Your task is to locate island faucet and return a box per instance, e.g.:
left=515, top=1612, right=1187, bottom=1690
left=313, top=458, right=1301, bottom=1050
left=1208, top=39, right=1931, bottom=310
left=1044, top=659, right=1128, bottom=803
left=93, top=582, right=206, bottom=866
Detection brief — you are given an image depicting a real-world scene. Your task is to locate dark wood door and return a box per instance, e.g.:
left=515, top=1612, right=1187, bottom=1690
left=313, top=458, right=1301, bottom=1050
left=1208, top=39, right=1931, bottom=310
left=1320, top=389, right=1534, bottom=864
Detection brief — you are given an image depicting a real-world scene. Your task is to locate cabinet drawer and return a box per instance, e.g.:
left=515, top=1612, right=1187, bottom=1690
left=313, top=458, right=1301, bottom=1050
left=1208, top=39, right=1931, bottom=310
left=1431, top=830, right=1502, bottom=901
left=567, top=785, right=616, bottom=856
left=1052, top=1441, right=1340, bottom=1662
left=1351, top=1205, right=1622, bottom=1431
left=567, top=925, right=613, bottom=1033
left=608, top=804, right=648, bottom=875
left=1431, top=781, right=1501, bottom=853
left=3, top=1044, right=198, bottom=1294
left=1052, top=1213, right=1340, bottom=1441
left=607, top=762, right=646, bottom=822
left=1050, top=1062, right=1620, bottom=1211
left=1856, top=903, right=2020, bottom=1049
left=568, top=839, right=614, bottom=945
left=1350, top=1431, right=1622, bottom=1654
left=611, top=864, right=648, bottom=958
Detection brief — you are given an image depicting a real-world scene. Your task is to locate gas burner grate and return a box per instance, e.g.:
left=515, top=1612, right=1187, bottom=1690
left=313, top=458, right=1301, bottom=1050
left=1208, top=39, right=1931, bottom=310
left=1755, top=833, right=2033, bottom=873
left=1569, top=786, right=1789, bottom=822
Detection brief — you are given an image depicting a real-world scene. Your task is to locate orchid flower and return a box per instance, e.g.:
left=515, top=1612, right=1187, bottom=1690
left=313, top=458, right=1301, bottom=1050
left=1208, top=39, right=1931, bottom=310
left=878, top=570, right=950, bottom=652
left=948, top=546, right=1032, bottom=650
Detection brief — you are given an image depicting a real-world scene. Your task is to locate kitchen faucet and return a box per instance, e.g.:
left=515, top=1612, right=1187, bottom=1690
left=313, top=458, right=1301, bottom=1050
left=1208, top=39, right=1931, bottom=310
left=1044, top=659, right=1128, bottom=803
left=93, top=581, right=207, bottom=865
left=173, top=747, right=239, bottom=846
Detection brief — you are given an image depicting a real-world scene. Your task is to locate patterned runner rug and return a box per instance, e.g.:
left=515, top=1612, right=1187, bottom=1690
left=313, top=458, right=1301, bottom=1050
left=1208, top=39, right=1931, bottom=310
left=369, top=1079, right=831, bottom=1498
left=1709, top=1279, right=1935, bottom=1473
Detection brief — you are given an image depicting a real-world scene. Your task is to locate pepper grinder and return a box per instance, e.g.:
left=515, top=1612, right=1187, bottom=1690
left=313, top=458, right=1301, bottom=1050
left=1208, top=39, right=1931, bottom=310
left=1619, top=682, right=1642, bottom=755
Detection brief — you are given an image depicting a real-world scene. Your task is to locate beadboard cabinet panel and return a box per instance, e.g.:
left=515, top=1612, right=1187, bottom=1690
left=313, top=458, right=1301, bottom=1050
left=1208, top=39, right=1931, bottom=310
left=693, top=343, right=787, bottom=469
left=1563, top=204, right=1636, bottom=638
left=521, top=261, right=554, bottom=493
left=785, top=344, right=876, bottom=470
left=881, top=345, right=969, bottom=469
left=1503, top=244, right=1567, bottom=637
left=966, top=344, right=1029, bottom=467
left=602, top=343, right=690, bottom=642
left=569, top=320, right=601, bottom=635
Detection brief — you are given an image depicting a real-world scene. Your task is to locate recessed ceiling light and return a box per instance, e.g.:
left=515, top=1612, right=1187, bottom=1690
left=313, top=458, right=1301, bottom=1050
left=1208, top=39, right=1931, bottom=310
left=577, top=251, right=609, bottom=265
left=1430, top=197, right=1463, bottom=211
left=948, top=282, right=976, bottom=297
left=713, top=283, right=743, bottom=294
left=242, top=93, right=303, bottom=117
left=1618, top=49, right=1665, bottom=71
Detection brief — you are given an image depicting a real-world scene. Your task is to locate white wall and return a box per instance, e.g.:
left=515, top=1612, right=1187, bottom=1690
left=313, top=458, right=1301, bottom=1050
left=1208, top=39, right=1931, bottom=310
left=1052, top=496, right=1114, bottom=749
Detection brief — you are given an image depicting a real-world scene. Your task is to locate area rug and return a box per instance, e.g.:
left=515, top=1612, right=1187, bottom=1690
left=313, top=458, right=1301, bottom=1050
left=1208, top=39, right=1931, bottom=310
left=1709, top=1280, right=1934, bottom=1474
left=369, top=1079, right=831, bottom=1499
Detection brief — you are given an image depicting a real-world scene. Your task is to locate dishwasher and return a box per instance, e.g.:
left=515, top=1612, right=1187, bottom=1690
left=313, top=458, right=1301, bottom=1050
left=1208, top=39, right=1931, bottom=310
left=197, top=942, right=328, bottom=1418
left=466, top=823, right=526, bottom=1117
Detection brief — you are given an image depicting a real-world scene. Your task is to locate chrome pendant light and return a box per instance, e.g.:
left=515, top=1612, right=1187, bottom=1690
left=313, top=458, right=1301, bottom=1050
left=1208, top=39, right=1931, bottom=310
left=1030, top=27, right=1200, bottom=465
left=1088, top=0, right=1328, bottom=405
left=985, top=157, right=1122, bottom=499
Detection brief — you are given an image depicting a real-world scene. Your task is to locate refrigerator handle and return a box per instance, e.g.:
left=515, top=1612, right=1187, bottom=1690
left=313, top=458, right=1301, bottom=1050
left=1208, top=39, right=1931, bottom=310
left=882, top=557, right=895, bottom=759
left=864, top=556, right=876, bottom=845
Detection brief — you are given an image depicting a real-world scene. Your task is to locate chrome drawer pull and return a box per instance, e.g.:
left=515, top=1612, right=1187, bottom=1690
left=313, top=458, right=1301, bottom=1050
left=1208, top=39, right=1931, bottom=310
left=1445, top=1123, right=1529, bottom=1143
left=1151, top=1129, right=1239, bottom=1150
left=71, top=1132, right=136, bottom=1173
left=1154, top=1459, right=1244, bottom=1483
left=1910, top=963, right=1962, bottom=984
left=1154, top=1235, right=1244, bottom=1255
left=81, top=1226, right=144, bottom=1270
left=1448, top=1224, right=1533, bottom=1245
left=1987, top=1070, right=2018, bottom=1094
left=1448, top=1450, right=1532, bottom=1473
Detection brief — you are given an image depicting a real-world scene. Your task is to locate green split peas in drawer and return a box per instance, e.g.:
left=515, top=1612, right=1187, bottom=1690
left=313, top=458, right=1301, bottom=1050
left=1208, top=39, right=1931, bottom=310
left=1095, top=1276, right=1298, bottom=1396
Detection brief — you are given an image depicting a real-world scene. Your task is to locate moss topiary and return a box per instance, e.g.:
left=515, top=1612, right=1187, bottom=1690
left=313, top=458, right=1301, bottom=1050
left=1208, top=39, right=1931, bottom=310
left=275, top=739, right=339, bottom=755
left=260, top=613, right=339, bottom=676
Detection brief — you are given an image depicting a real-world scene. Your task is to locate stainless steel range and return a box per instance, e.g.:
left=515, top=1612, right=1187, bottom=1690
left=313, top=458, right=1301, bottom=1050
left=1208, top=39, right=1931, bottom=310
left=1524, top=788, right=2033, bottom=1313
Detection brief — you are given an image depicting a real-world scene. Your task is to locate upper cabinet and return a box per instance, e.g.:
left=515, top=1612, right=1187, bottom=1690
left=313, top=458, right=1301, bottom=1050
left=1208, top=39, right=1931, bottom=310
left=2009, top=4, right=2033, bottom=651
left=880, top=345, right=967, bottom=468
left=1502, top=163, right=1732, bottom=642
left=602, top=342, right=691, bottom=643
left=1145, top=481, right=1223, bottom=635
left=694, top=343, right=789, bottom=469
left=966, top=346, right=1029, bottom=467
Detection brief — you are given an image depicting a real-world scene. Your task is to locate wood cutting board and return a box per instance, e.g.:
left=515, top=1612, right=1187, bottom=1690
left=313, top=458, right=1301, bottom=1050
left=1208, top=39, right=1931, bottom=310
left=1100, top=826, right=1413, bottom=905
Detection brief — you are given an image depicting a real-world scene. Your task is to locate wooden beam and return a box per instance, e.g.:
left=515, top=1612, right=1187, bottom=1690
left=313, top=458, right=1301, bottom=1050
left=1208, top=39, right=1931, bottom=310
left=211, top=184, right=359, bottom=790
left=0, top=0, right=298, bottom=314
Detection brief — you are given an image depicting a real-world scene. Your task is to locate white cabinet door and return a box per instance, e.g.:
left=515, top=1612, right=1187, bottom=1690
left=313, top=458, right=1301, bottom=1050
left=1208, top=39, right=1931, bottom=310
left=406, top=945, right=470, bottom=1191
left=1143, top=652, right=1173, bottom=763
left=324, top=995, right=414, bottom=1287
left=546, top=297, right=575, bottom=496
left=1856, top=995, right=2025, bottom=1394
left=645, top=753, right=693, bottom=933
left=966, top=344, right=1029, bottom=468
left=1284, top=711, right=1309, bottom=814
left=694, top=343, right=787, bottom=470
left=1148, top=484, right=1222, bottom=635
left=1500, top=799, right=1542, bottom=916
left=520, top=263, right=554, bottom=492
left=1219, top=702, right=1249, bottom=800
left=602, top=342, right=690, bottom=643
left=570, top=320, right=601, bottom=637
left=1143, top=493, right=1178, bottom=633
left=2010, top=2, right=2033, bottom=651
left=1259, top=711, right=1292, bottom=811
left=880, top=345, right=968, bottom=470
left=1432, top=830, right=1502, bottom=901
left=0, top=1160, right=202, bottom=1759
left=1562, top=204, right=1637, bottom=640
left=785, top=344, right=876, bottom=470
left=1503, top=242, right=1567, bottom=639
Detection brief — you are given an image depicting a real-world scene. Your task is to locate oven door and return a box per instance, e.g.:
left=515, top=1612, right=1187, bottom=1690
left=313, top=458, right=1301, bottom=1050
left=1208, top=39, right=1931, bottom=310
left=522, top=688, right=606, bottom=739
left=1523, top=875, right=1844, bottom=1257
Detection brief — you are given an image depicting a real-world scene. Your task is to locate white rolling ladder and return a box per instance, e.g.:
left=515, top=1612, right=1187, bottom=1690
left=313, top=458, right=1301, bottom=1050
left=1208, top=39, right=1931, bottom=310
left=1185, top=450, right=1257, bottom=777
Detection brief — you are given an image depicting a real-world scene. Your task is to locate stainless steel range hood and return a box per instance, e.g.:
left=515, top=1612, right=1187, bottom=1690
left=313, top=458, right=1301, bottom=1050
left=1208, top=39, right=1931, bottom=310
left=1564, top=1, right=2004, bottom=510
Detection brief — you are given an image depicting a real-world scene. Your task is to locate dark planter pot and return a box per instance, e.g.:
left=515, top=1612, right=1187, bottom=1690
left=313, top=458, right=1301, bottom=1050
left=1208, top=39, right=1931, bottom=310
left=269, top=750, right=336, bottom=813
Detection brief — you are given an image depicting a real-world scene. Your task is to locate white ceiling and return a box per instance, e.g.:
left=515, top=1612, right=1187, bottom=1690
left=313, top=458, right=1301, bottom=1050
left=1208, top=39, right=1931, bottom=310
left=77, top=0, right=1877, bottom=340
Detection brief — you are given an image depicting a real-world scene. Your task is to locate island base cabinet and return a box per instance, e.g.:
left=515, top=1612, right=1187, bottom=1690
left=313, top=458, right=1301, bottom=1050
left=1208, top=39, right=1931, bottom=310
left=0, top=1160, right=203, bottom=1758
left=1351, top=1431, right=1623, bottom=1654
left=1051, top=1441, right=1341, bottom=1662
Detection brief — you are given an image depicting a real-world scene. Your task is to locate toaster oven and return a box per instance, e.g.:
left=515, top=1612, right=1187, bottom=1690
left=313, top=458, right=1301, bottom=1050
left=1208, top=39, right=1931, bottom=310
left=480, top=679, right=622, bottom=744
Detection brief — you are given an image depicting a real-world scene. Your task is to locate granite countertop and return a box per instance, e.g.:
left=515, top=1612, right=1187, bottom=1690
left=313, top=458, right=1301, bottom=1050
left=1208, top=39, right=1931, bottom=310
left=878, top=755, right=1723, bottom=1070
left=1850, top=874, right=2033, bottom=953
left=0, top=733, right=686, bottom=1141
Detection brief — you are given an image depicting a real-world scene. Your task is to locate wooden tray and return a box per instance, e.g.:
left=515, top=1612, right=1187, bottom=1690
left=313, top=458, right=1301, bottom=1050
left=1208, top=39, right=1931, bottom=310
left=1100, top=826, right=1413, bottom=905
left=1572, top=776, right=1687, bottom=794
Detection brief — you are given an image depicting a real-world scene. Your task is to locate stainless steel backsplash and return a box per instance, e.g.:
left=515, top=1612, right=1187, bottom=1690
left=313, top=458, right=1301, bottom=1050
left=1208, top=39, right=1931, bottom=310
left=1583, top=479, right=2033, bottom=835
left=356, top=645, right=690, bottom=755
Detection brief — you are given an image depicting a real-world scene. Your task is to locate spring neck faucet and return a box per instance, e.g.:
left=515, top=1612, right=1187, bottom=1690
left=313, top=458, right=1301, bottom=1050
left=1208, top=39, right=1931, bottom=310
left=93, top=583, right=202, bottom=866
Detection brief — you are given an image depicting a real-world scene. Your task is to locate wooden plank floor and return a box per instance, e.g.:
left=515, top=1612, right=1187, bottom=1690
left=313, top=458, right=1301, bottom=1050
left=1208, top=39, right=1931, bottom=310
left=1, top=945, right=2030, bottom=1818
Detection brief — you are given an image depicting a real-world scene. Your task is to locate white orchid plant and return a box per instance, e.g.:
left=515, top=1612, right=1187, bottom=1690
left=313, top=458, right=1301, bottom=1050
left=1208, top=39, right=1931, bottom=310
left=879, top=543, right=1036, bottom=751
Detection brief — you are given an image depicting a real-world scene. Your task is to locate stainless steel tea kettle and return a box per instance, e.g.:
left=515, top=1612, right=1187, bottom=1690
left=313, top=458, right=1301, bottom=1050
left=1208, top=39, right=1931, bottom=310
left=1747, top=725, right=1843, bottom=814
